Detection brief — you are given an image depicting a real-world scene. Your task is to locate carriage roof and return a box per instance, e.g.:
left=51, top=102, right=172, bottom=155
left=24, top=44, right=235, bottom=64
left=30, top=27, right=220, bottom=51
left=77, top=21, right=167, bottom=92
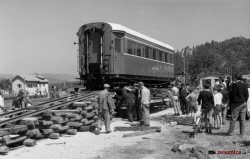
left=107, top=23, right=174, bottom=51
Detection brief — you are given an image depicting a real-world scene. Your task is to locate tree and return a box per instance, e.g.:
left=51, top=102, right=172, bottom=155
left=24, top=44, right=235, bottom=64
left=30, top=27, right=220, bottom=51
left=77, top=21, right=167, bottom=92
left=0, top=78, right=12, bottom=92
left=174, top=50, right=184, bottom=75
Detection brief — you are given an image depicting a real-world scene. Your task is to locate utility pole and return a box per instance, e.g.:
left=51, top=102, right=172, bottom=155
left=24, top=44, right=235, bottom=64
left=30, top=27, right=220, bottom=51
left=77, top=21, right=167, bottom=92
left=183, top=50, right=186, bottom=86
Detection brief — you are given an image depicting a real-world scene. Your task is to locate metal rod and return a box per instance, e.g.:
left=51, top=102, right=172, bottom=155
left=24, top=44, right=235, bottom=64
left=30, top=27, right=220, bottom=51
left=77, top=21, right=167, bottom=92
left=0, top=94, right=80, bottom=118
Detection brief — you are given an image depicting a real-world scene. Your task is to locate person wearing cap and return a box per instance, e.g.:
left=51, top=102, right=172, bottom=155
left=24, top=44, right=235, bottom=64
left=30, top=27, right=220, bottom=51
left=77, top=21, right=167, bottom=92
left=0, top=90, right=5, bottom=114
left=139, top=82, right=151, bottom=126
left=96, top=84, right=115, bottom=134
left=118, top=86, right=135, bottom=122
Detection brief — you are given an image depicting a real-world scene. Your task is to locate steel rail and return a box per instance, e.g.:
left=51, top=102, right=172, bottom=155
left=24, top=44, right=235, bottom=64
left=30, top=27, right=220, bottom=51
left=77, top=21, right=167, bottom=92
left=0, top=92, right=97, bottom=127
left=0, top=93, right=89, bottom=118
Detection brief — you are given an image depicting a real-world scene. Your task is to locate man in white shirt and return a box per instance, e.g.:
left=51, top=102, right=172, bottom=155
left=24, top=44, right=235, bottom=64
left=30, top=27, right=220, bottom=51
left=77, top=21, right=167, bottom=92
left=213, top=87, right=223, bottom=129
left=139, top=82, right=151, bottom=126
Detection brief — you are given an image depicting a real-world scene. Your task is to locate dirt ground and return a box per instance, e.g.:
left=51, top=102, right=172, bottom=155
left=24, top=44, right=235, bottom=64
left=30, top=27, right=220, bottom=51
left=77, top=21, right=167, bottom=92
left=1, top=105, right=250, bottom=159
left=99, top=108, right=250, bottom=159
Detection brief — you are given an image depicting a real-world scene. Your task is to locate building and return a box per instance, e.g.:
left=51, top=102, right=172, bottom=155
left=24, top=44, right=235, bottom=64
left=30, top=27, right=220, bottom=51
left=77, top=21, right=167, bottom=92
left=12, top=75, right=49, bottom=96
left=199, top=73, right=223, bottom=89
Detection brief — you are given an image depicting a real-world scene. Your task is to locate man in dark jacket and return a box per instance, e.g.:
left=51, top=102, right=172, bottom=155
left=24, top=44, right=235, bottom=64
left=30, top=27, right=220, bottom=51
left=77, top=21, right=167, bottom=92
left=119, top=87, right=135, bottom=122
left=179, top=85, right=189, bottom=115
left=228, top=74, right=249, bottom=138
left=133, top=84, right=142, bottom=121
left=221, top=85, right=229, bottom=125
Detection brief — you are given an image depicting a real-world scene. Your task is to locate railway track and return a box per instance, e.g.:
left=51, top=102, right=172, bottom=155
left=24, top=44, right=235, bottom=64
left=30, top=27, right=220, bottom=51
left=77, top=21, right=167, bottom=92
left=0, top=92, right=97, bottom=127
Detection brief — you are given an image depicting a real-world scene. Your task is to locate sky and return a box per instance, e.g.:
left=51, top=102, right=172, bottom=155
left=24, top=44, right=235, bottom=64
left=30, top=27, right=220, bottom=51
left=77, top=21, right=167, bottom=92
left=0, top=0, right=250, bottom=76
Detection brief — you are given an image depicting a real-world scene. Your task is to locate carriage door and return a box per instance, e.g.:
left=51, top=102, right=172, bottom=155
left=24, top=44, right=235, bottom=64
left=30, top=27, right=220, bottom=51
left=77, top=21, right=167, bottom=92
left=113, top=33, right=124, bottom=74
left=88, top=31, right=102, bottom=74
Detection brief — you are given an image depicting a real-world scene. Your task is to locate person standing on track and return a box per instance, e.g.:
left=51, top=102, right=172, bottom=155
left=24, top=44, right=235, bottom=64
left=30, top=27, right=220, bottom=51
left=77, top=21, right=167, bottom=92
left=139, top=82, right=151, bottom=126
left=96, top=84, right=115, bottom=134
left=227, top=74, right=249, bottom=138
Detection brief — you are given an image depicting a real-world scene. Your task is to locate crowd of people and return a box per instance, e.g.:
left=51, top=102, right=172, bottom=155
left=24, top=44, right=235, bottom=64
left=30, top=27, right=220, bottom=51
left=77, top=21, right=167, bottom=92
left=96, top=82, right=151, bottom=134
left=1, top=74, right=250, bottom=139
left=96, top=74, right=250, bottom=137
left=170, top=74, right=249, bottom=138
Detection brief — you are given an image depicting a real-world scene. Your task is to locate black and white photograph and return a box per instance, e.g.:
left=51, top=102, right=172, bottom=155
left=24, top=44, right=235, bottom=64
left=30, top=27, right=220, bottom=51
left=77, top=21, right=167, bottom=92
left=0, top=0, right=250, bottom=158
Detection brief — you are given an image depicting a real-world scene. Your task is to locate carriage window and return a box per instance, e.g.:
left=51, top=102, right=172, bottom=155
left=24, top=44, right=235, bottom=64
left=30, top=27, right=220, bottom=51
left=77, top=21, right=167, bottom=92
left=127, top=40, right=133, bottom=54
left=137, top=44, right=141, bottom=56
left=134, top=43, right=137, bottom=55
left=115, top=38, right=121, bottom=53
left=165, top=52, right=168, bottom=62
left=145, top=46, right=149, bottom=58
left=152, top=49, right=156, bottom=60
left=170, top=54, right=173, bottom=64
left=159, top=51, right=162, bottom=61
left=141, top=45, right=145, bottom=57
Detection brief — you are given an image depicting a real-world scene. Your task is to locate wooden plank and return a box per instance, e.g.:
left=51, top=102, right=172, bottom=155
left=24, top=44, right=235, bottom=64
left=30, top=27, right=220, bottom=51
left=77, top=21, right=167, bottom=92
left=114, top=126, right=161, bottom=132
left=49, top=109, right=79, bottom=113
left=123, top=129, right=156, bottom=138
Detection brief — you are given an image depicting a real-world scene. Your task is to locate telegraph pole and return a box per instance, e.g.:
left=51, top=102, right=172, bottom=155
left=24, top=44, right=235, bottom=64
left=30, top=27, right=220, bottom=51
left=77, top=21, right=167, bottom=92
left=183, top=50, right=186, bottom=86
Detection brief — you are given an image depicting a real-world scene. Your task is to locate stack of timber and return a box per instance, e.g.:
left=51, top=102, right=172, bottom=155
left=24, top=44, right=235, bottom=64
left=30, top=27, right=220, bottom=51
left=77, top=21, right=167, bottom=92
left=0, top=96, right=100, bottom=155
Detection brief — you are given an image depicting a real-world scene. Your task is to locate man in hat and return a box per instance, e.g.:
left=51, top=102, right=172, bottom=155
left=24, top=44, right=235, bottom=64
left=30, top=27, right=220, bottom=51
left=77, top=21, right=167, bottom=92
left=118, top=86, right=135, bottom=122
left=139, top=82, right=151, bottom=126
left=96, top=84, right=115, bottom=134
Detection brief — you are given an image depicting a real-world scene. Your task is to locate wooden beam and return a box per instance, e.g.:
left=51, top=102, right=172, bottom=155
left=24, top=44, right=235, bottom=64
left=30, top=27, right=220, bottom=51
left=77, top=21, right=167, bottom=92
left=123, top=129, right=157, bottom=138
left=114, top=126, right=161, bottom=132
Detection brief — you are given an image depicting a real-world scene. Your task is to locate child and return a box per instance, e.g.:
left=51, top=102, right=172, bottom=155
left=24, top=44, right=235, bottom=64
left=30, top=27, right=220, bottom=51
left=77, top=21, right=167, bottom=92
left=186, top=87, right=199, bottom=123
left=213, top=86, right=223, bottom=129
left=197, top=83, right=214, bottom=134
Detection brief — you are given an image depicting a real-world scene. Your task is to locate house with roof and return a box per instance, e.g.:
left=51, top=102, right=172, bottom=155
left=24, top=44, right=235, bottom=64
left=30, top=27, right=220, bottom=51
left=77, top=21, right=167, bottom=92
left=12, top=74, right=49, bottom=96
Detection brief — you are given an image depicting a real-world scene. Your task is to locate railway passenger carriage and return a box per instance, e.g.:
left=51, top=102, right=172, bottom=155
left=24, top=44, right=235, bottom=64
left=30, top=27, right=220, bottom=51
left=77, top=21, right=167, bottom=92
left=76, top=22, right=174, bottom=89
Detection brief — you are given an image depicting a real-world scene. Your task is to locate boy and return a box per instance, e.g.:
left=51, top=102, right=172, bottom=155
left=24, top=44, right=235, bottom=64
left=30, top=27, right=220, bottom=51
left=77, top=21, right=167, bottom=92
left=197, top=83, right=214, bottom=134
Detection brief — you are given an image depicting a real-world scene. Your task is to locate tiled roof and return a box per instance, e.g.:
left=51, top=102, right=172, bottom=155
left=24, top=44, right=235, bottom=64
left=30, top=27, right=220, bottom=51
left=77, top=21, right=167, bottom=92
left=14, top=75, right=49, bottom=83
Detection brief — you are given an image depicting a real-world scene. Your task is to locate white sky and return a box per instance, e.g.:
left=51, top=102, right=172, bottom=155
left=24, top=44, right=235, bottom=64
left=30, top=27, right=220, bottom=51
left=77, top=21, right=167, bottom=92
left=0, top=0, right=249, bottom=75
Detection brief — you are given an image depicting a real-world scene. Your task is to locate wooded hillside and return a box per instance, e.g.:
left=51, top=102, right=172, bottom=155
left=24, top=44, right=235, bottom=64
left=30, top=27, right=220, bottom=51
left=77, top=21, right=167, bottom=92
left=174, top=37, right=250, bottom=84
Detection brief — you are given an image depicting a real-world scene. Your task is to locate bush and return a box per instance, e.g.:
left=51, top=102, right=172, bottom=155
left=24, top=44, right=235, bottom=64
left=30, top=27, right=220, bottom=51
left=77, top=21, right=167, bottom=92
left=3, top=94, right=16, bottom=100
